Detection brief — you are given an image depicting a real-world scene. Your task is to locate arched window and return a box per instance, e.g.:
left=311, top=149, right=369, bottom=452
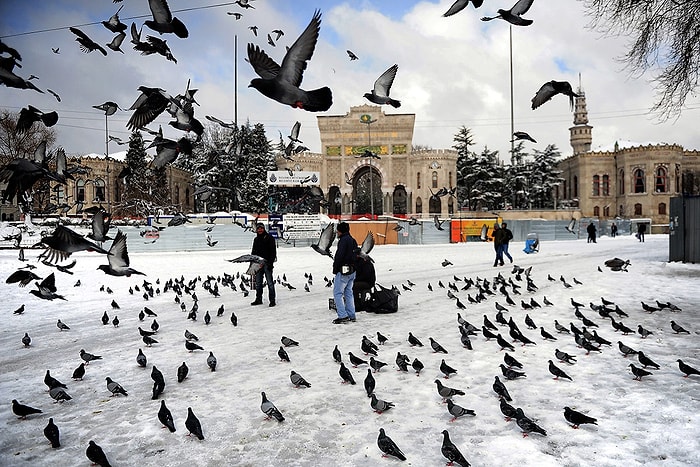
left=573, top=176, right=578, bottom=197
left=619, top=205, right=624, bottom=216
left=174, top=185, right=180, bottom=204
left=602, top=175, right=610, bottom=196
left=185, top=188, right=190, bottom=207
left=114, top=181, right=120, bottom=203
left=392, top=185, right=407, bottom=215
left=592, top=175, right=600, bottom=196
left=634, top=169, right=645, bottom=193
left=448, top=197, right=454, bottom=215
left=416, top=172, right=421, bottom=189
left=603, top=205, right=610, bottom=217
left=658, top=202, right=666, bottom=215
left=415, top=197, right=422, bottom=214
left=618, top=169, right=625, bottom=194
left=76, top=179, right=86, bottom=202
left=593, top=206, right=600, bottom=216
left=432, top=171, right=438, bottom=189
left=655, top=166, right=667, bottom=193
left=634, top=203, right=642, bottom=216
left=449, top=171, right=453, bottom=188
left=562, top=180, right=567, bottom=198
left=94, top=178, right=105, bottom=202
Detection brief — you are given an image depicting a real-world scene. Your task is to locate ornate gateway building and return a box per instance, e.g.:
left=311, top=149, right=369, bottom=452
left=276, top=105, right=458, bottom=218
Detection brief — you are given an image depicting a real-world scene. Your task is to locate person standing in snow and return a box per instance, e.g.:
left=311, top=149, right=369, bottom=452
left=587, top=221, right=597, bottom=243
left=500, top=222, right=514, bottom=263
left=250, top=223, right=277, bottom=307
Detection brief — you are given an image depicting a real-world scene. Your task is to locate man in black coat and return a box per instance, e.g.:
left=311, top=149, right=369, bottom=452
left=251, top=223, right=277, bottom=307
left=332, top=222, right=358, bottom=323
left=587, top=221, right=597, bottom=243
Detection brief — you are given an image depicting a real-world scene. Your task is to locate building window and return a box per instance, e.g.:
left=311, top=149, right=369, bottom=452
left=593, top=205, right=600, bottom=217
left=56, top=185, right=65, bottom=205
left=415, top=197, right=422, bottom=214
left=618, top=169, right=624, bottom=194
left=432, top=171, right=438, bottom=189
left=603, top=205, right=610, bottom=217
left=619, top=205, right=624, bottom=216
left=634, top=169, right=645, bottom=193
left=185, top=188, right=190, bottom=207
left=562, top=180, right=567, bottom=198
left=448, top=197, right=454, bottom=215
left=634, top=203, right=642, bottom=216
left=449, top=171, right=453, bottom=188
left=76, top=179, right=85, bottom=202
left=416, top=173, right=421, bottom=189
left=94, top=178, right=105, bottom=202
left=658, top=202, right=666, bottom=215
left=174, top=185, right=180, bottom=204
left=573, top=176, right=578, bottom=198
left=655, top=166, right=667, bottom=193
left=602, top=175, right=610, bottom=196
left=592, top=175, right=600, bottom=196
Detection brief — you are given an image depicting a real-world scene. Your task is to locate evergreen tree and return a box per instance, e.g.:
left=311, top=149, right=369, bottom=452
left=453, top=126, right=476, bottom=210
left=529, top=144, right=563, bottom=209
left=117, top=131, right=150, bottom=216
left=468, top=146, right=504, bottom=211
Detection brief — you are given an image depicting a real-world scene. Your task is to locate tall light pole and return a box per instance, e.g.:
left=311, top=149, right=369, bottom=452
left=359, top=114, right=378, bottom=218
left=92, top=101, right=120, bottom=212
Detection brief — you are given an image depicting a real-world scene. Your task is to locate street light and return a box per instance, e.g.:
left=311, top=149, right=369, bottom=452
left=92, top=101, right=121, bottom=212
left=358, top=114, right=378, bottom=218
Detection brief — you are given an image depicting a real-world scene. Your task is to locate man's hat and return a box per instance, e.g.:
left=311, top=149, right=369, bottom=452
left=337, top=222, right=350, bottom=233
left=256, top=223, right=265, bottom=230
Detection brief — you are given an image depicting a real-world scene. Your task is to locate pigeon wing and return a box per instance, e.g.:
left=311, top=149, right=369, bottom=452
left=373, top=64, right=398, bottom=98
left=277, top=10, right=322, bottom=87
left=40, top=272, right=58, bottom=293
left=107, top=230, right=130, bottom=270
left=318, top=222, right=336, bottom=251
left=511, top=0, right=535, bottom=16
left=443, top=0, right=471, bottom=17
left=69, top=27, right=91, bottom=42
left=289, top=121, right=301, bottom=141
left=228, top=254, right=266, bottom=264
left=149, top=0, right=174, bottom=23
left=360, top=231, right=374, bottom=255
left=531, top=81, right=557, bottom=109
left=246, top=44, right=281, bottom=79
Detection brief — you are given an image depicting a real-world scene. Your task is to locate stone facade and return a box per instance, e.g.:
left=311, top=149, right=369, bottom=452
left=276, top=105, right=458, bottom=217
left=558, top=90, right=700, bottom=225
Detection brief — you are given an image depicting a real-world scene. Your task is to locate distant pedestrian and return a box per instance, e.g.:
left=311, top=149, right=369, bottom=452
left=610, top=222, right=618, bottom=238
left=501, top=222, right=514, bottom=263
left=637, top=222, right=646, bottom=242
left=250, top=223, right=277, bottom=307
left=587, top=221, right=597, bottom=243
left=491, top=222, right=506, bottom=267
left=332, top=222, right=358, bottom=324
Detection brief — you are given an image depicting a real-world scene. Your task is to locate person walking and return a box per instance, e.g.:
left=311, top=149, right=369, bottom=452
left=353, top=254, right=376, bottom=312
left=610, top=222, right=618, bottom=238
left=586, top=221, right=597, bottom=243
left=250, top=223, right=277, bottom=307
left=491, top=222, right=506, bottom=267
left=332, top=222, right=358, bottom=324
left=500, top=222, right=514, bottom=263
left=637, top=222, right=646, bottom=242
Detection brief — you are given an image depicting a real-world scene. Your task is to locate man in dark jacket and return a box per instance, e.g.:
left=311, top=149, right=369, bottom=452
left=251, top=223, right=277, bottom=307
left=587, top=221, right=597, bottom=243
left=491, top=222, right=506, bottom=267
left=332, top=222, right=358, bottom=324
left=353, top=255, right=376, bottom=312
left=501, top=222, right=514, bottom=263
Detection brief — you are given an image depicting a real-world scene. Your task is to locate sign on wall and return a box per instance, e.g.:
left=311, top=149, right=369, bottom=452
left=267, top=171, right=320, bottom=186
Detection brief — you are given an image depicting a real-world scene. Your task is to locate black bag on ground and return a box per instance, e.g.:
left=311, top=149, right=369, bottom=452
left=367, top=283, right=399, bottom=314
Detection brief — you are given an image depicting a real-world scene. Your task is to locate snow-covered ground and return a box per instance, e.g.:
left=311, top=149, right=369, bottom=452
left=1, top=232, right=699, bottom=466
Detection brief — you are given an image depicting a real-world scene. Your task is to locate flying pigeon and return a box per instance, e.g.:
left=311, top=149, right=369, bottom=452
left=310, top=223, right=335, bottom=257
left=86, top=440, right=111, bottom=467
left=185, top=407, right=204, bottom=439
left=15, top=105, right=58, bottom=133
left=346, top=49, right=358, bottom=60
left=364, top=64, right=400, bottom=108
left=377, top=428, right=406, bottom=461
left=247, top=10, right=332, bottom=111
left=44, top=418, right=60, bottom=448
left=158, top=400, right=176, bottom=432
left=69, top=27, right=107, bottom=55
left=30, top=273, right=66, bottom=301
left=106, top=31, right=127, bottom=53
left=260, top=391, right=285, bottom=421
left=6, top=269, right=41, bottom=287
left=481, top=0, right=535, bottom=26
left=531, top=80, right=580, bottom=110
left=511, top=131, right=537, bottom=143
left=37, top=225, right=110, bottom=264
left=98, top=230, right=145, bottom=276
left=145, top=0, right=189, bottom=38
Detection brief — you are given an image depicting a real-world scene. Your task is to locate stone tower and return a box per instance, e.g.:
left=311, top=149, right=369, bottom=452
left=569, top=77, right=593, bottom=155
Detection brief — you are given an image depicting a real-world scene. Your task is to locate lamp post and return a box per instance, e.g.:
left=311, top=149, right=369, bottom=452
left=359, top=114, right=378, bottom=219
left=92, top=102, right=120, bottom=212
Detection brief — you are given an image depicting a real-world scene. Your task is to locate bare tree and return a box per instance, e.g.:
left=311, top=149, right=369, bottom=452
left=0, top=109, right=57, bottom=165
left=583, top=0, right=700, bottom=119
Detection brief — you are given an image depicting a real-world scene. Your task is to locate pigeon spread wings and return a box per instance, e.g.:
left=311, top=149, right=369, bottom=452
left=277, top=10, right=322, bottom=87
left=373, top=64, right=398, bottom=98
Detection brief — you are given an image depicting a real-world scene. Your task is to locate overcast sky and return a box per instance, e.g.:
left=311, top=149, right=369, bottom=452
left=1, top=0, right=699, bottom=163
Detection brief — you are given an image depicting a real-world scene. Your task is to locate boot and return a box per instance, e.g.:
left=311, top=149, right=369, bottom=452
left=250, top=298, right=263, bottom=306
